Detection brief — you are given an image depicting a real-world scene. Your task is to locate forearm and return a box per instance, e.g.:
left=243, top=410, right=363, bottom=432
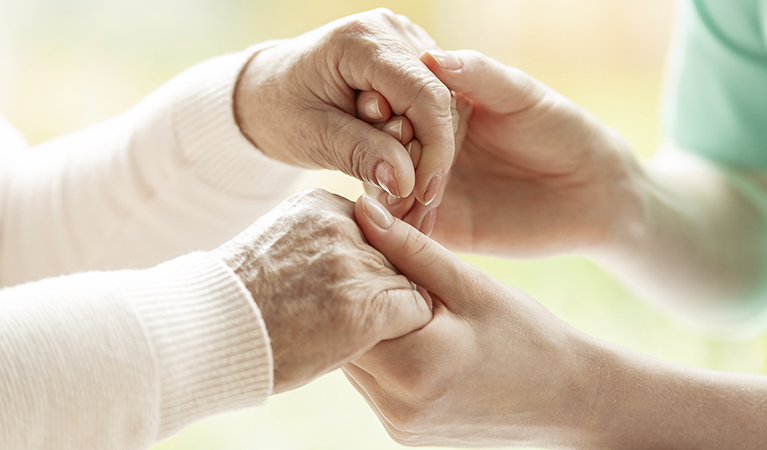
left=0, top=46, right=301, bottom=286
left=590, top=144, right=767, bottom=329
left=582, top=335, right=767, bottom=450
left=0, top=252, right=272, bottom=449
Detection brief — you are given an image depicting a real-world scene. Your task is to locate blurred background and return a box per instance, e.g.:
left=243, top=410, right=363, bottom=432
left=1, top=0, right=765, bottom=449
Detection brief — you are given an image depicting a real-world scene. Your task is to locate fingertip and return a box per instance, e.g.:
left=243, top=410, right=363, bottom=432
left=421, top=50, right=463, bottom=72
left=411, top=141, right=452, bottom=206
left=376, top=116, right=414, bottom=145
left=419, top=170, right=444, bottom=207
left=385, top=193, right=416, bottom=219
left=405, top=139, right=422, bottom=169
left=357, top=193, right=394, bottom=231
left=374, top=161, right=400, bottom=198
left=393, top=160, right=416, bottom=198
left=357, top=90, right=392, bottom=123
left=362, top=134, right=415, bottom=198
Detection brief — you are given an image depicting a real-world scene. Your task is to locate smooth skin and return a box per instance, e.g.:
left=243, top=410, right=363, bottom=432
left=348, top=194, right=767, bottom=450
left=361, top=48, right=767, bottom=326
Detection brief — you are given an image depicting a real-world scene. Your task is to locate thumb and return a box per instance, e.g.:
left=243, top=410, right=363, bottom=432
left=355, top=194, right=471, bottom=307
left=324, top=109, right=415, bottom=198
left=420, top=49, right=545, bottom=115
left=373, top=285, right=433, bottom=341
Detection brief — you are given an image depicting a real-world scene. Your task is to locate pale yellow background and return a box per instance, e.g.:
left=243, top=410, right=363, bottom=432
left=1, top=1, right=765, bottom=449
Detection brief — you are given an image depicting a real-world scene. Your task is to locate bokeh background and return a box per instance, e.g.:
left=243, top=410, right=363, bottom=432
left=2, top=0, right=765, bottom=449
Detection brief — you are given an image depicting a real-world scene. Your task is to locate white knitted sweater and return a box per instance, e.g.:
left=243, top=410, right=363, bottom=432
left=0, top=45, right=301, bottom=449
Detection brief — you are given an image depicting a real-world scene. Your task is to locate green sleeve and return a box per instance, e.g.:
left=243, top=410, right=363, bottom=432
left=661, top=0, right=767, bottom=168
left=661, top=1, right=767, bottom=336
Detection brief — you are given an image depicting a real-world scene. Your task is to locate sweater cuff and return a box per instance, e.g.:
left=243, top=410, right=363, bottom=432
left=170, top=43, right=301, bottom=198
left=121, top=252, right=272, bottom=440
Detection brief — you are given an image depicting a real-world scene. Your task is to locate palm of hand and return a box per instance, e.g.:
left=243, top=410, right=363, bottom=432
left=346, top=280, right=587, bottom=447
left=434, top=93, right=625, bottom=257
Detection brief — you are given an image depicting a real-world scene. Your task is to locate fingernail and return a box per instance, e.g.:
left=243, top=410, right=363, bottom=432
left=375, top=161, right=400, bottom=197
left=361, top=194, right=394, bottom=229
left=382, top=118, right=403, bottom=142
left=405, top=141, right=413, bottom=154
left=427, top=50, right=462, bottom=71
left=417, top=286, right=433, bottom=311
left=422, top=209, right=437, bottom=236
left=422, top=172, right=443, bottom=206
left=363, top=97, right=383, bottom=120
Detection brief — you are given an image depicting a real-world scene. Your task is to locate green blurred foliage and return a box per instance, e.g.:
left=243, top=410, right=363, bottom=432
left=1, top=0, right=764, bottom=449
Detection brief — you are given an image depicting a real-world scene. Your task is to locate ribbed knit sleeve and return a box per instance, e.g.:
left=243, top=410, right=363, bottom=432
left=0, top=252, right=272, bottom=449
left=0, top=43, right=302, bottom=287
left=0, top=42, right=302, bottom=449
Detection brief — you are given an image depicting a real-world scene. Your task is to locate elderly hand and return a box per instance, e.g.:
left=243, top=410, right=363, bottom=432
left=235, top=9, right=454, bottom=205
left=211, top=189, right=431, bottom=393
left=356, top=91, right=471, bottom=232
left=345, top=194, right=601, bottom=447
left=362, top=49, right=644, bottom=255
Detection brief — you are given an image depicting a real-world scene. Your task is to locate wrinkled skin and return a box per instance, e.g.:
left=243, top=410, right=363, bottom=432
left=235, top=9, right=454, bottom=206
left=212, top=189, right=431, bottom=393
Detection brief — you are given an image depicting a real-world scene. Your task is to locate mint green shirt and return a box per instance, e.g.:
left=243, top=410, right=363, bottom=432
left=662, top=0, right=767, bottom=167
left=662, top=1, right=767, bottom=337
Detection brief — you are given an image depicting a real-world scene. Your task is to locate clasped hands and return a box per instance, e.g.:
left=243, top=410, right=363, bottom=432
left=214, top=8, right=644, bottom=448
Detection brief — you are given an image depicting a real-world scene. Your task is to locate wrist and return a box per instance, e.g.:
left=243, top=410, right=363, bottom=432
left=491, top=321, right=617, bottom=449
left=124, top=252, right=273, bottom=438
left=547, top=331, right=658, bottom=450
left=233, top=41, right=286, bottom=160
left=566, top=332, right=767, bottom=450
left=585, top=127, right=652, bottom=259
left=539, top=331, right=619, bottom=449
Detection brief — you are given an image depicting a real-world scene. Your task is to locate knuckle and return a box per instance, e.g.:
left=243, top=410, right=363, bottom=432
left=402, top=227, right=437, bottom=265
left=406, top=78, right=452, bottom=120
left=370, top=7, right=397, bottom=21
left=349, top=139, right=367, bottom=182
left=464, top=48, right=486, bottom=66
left=317, top=213, right=357, bottom=243
left=423, top=79, right=452, bottom=107
left=333, top=17, right=375, bottom=41
left=290, top=188, right=355, bottom=222
left=328, top=117, right=378, bottom=184
left=290, top=187, right=332, bottom=205
left=347, top=130, right=380, bottom=184
left=396, top=13, right=412, bottom=26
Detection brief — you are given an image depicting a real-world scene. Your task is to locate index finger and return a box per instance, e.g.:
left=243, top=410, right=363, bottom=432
left=354, top=194, right=471, bottom=305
